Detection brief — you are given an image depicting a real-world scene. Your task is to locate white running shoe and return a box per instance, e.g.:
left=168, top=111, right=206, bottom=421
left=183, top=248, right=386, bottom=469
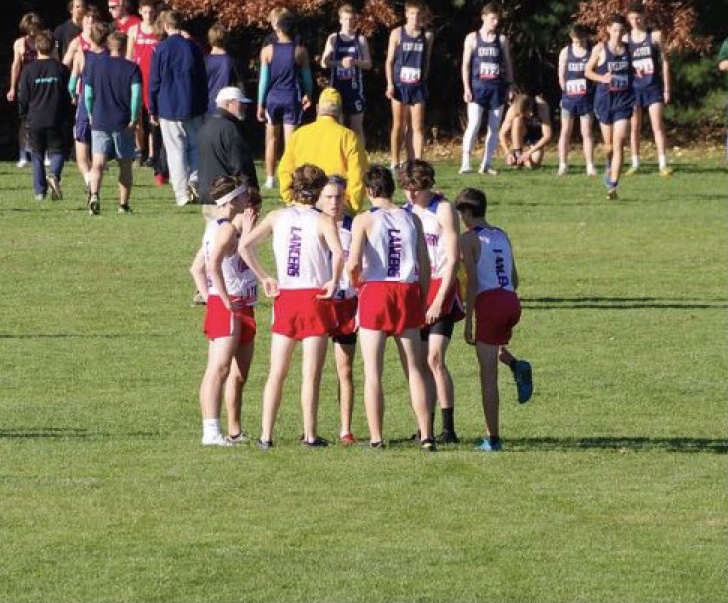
left=202, top=433, right=232, bottom=447
left=263, top=177, right=275, bottom=189
left=586, top=166, right=598, bottom=177
left=16, top=158, right=28, bottom=168
left=478, top=165, right=498, bottom=176
left=557, top=165, right=568, bottom=176
left=458, top=166, right=473, bottom=174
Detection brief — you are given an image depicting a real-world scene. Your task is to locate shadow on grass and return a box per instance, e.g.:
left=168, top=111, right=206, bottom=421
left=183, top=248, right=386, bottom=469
left=522, top=296, right=727, bottom=310
left=505, top=436, right=728, bottom=454
left=0, top=427, right=99, bottom=439
left=0, top=333, right=165, bottom=339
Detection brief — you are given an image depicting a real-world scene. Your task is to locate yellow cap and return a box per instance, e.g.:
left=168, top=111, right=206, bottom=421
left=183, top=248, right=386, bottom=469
left=318, top=87, right=343, bottom=112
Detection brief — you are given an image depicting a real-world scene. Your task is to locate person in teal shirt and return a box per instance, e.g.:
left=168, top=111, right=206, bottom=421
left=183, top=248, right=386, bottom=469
left=718, top=37, right=728, bottom=161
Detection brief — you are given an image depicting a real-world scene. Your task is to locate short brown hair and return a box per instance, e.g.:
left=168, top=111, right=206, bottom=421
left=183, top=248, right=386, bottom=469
left=207, top=22, right=227, bottom=48
left=397, top=159, right=435, bottom=191
left=34, top=30, right=55, bottom=55
left=20, top=12, right=44, bottom=36
left=89, top=22, right=110, bottom=46
left=289, top=164, right=328, bottom=205
left=107, top=30, right=127, bottom=52
left=481, top=3, right=500, bottom=17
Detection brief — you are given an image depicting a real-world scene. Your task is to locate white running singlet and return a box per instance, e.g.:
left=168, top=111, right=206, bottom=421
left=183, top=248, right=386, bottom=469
left=362, top=207, right=419, bottom=283
left=203, top=218, right=258, bottom=305
left=473, top=225, right=515, bottom=294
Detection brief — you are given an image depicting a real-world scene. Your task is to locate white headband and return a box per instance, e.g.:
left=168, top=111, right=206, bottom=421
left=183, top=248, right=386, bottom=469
left=215, top=185, right=247, bottom=206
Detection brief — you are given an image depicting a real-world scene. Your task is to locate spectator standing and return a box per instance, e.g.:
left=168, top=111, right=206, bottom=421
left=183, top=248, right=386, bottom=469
left=718, top=36, right=728, bottom=161
left=18, top=30, right=71, bottom=202
left=257, top=12, right=313, bottom=189
left=149, top=10, right=207, bottom=207
left=278, top=87, right=368, bottom=215
left=7, top=12, right=44, bottom=168
left=320, top=4, right=372, bottom=146
left=84, top=31, right=142, bottom=215
left=108, top=0, right=140, bottom=35
left=198, top=86, right=259, bottom=222
left=54, top=0, right=86, bottom=62
left=204, top=22, right=237, bottom=116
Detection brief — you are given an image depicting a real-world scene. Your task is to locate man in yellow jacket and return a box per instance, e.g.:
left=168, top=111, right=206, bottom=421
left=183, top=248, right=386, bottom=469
left=278, top=87, right=369, bottom=214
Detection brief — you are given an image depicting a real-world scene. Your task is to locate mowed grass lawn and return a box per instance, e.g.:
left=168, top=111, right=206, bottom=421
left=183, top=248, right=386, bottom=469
left=0, top=151, right=726, bottom=603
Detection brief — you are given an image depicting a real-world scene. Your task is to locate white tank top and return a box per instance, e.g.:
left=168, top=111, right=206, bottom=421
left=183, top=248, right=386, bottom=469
left=404, top=194, right=447, bottom=278
left=335, top=215, right=356, bottom=300
left=473, top=225, right=515, bottom=294
left=273, top=206, right=332, bottom=289
left=203, top=218, right=258, bottom=305
left=362, top=207, right=419, bottom=284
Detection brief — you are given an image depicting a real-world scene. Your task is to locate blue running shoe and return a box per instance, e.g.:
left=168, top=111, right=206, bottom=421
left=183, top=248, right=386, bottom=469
left=475, top=438, right=502, bottom=452
left=512, top=360, right=533, bottom=403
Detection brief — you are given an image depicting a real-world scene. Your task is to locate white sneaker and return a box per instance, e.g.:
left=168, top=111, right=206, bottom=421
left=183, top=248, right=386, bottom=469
left=557, top=165, right=568, bottom=176
left=202, top=433, right=232, bottom=447
left=586, top=166, right=598, bottom=177
left=263, top=177, right=275, bottom=189
left=478, top=165, right=498, bottom=176
left=16, top=158, right=28, bottom=168
left=176, top=196, right=189, bottom=207
left=458, top=166, right=473, bottom=174
left=44, top=156, right=51, bottom=168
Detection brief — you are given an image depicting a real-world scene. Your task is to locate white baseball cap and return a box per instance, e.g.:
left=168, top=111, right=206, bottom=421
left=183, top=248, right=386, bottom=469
left=216, top=86, right=252, bottom=104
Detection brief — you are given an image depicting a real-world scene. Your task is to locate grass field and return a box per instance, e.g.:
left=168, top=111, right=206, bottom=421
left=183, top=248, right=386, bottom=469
left=0, top=152, right=726, bottom=602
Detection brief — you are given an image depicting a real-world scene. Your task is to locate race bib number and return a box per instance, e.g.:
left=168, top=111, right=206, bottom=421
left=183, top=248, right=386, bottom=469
left=336, top=67, right=354, bottom=81
left=633, top=57, right=654, bottom=78
left=399, top=66, right=421, bottom=84
left=479, top=62, right=500, bottom=80
left=609, top=73, right=629, bottom=92
left=566, top=78, right=587, bottom=96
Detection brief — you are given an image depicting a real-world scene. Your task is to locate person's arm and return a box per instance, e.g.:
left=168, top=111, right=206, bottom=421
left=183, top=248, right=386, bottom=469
left=719, top=39, right=728, bottom=72
left=317, top=213, right=344, bottom=299
left=460, top=231, right=479, bottom=345
left=189, top=245, right=209, bottom=303
left=345, top=133, right=369, bottom=214
left=345, top=212, right=368, bottom=288
left=654, top=30, right=671, bottom=104
left=498, top=106, right=514, bottom=157
left=84, top=82, right=94, bottom=124
left=412, top=213, right=431, bottom=302
left=585, top=43, right=608, bottom=84
left=130, top=81, right=142, bottom=127
left=520, top=100, right=553, bottom=163
left=461, top=33, right=475, bottom=103
left=425, top=202, right=460, bottom=324
left=384, top=28, right=399, bottom=100
left=209, top=224, right=240, bottom=310
left=17, top=69, right=29, bottom=120
left=355, top=35, right=373, bottom=70
left=297, top=46, right=313, bottom=108
left=557, top=45, right=568, bottom=91
left=6, top=39, right=23, bottom=102
left=320, top=33, right=336, bottom=69
left=500, top=34, right=515, bottom=100
left=62, top=37, right=77, bottom=68
left=257, top=45, right=271, bottom=122
left=126, top=25, right=138, bottom=60
left=239, top=211, right=279, bottom=297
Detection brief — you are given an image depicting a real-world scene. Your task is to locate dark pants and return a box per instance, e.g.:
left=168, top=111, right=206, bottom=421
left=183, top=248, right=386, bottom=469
left=28, top=125, right=67, bottom=195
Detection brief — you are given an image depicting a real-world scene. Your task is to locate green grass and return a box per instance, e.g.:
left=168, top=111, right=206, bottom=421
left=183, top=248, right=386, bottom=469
left=0, top=152, right=726, bottom=602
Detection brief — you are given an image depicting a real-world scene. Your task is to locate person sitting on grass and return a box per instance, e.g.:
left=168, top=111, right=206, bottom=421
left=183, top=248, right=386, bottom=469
left=189, top=175, right=261, bottom=446
left=455, top=187, right=533, bottom=453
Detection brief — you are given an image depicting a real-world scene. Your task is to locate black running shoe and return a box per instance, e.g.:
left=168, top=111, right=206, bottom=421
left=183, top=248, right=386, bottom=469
left=436, top=430, right=460, bottom=444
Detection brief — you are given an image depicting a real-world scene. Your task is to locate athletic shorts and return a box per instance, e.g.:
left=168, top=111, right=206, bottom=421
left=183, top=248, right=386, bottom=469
left=203, top=295, right=257, bottom=344
left=358, top=281, right=425, bottom=336
left=272, top=288, right=337, bottom=340
left=74, top=117, right=92, bottom=144
left=265, top=97, right=303, bottom=126
left=560, top=97, right=594, bottom=118
left=420, top=278, right=465, bottom=341
left=473, top=84, right=508, bottom=111
left=474, top=288, right=521, bottom=345
left=326, top=295, right=358, bottom=342
left=339, top=87, right=366, bottom=116
left=393, top=84, right=428, bottom=106
left=91, top=128, right=135, bottom=160
left=633, top=85, right=664, bottom=109
left=594, top=93, right=633, bottom=125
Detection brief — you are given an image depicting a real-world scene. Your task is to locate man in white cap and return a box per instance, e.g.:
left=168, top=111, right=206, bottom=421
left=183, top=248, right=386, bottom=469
left=278, top=87, right=368, bottom=215
left=198, top=86, right=260, bottom=222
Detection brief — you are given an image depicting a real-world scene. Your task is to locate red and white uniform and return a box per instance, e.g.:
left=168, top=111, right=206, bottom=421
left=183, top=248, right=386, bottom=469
left=201, top=218, right=258, bottom=343
left=271, top=206, right=336, bottom=339
left=358, top=207, right=425, bottom=335
left=114, top=15, right=141, bottom=36
left=405, top=195, right=464, bottom=323
left=472, top=225, right=521, bottom=345
left=131, top=25, right=157, bottom=109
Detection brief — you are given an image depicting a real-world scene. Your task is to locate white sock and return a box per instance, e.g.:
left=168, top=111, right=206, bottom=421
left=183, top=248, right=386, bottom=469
left=83, top=172, right=91, bottom=186
left=658, top=154, right=667, bottom=169
left=631, top=156, right=640, bottom=169
left=203, top=418, right=220, bottom=440
left=559, top=162, right=567, bottom=170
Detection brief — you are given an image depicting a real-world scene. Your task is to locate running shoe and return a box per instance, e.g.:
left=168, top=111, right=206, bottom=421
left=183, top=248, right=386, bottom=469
left=202, top=433, right=232, bottom=446
left=436, top=430, right=460, bottom=444
left=302, top=437, right=330, bottom=448
left=420, top=438, right=437, bottom=452
left=512, top=360, right=533, bottom=403
left=339, top=433, right=358, bottom=446
left=88, top=193, right=100, bottom=216
left=47, top=174, right=63, bottom=201
left=257, top=438, right=274, bottom=451
left=475, top=438, right=502, bottom=452
left=226, top=432, right=249, bottom=445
